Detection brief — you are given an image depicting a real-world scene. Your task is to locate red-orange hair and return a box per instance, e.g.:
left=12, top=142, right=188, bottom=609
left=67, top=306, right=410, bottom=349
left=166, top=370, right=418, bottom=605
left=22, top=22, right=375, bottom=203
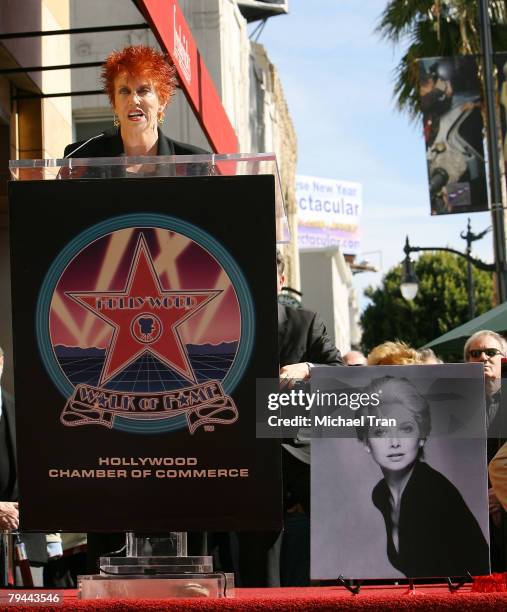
left=101, top=45, right=177, bottom=106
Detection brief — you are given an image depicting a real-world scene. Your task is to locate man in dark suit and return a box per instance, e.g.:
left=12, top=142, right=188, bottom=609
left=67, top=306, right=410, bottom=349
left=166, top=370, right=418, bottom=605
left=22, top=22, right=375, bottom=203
left=0, top=348, right=19, bottom=533
left=237, top=251, right=343, bottom=587
left=0, top=347, right=48, bottom=586
left=277, top=249, right=342, bottom=376
left=0, top=364, right=18, bottom=588
left=277, top=251, right=343, bottom=586
left=278, top=303, right=342, bottom=379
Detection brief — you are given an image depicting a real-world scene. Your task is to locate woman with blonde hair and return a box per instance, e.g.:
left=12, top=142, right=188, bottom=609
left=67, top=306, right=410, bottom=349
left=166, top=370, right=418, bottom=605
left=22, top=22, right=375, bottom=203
left=367, top=341, right=423, bottom=366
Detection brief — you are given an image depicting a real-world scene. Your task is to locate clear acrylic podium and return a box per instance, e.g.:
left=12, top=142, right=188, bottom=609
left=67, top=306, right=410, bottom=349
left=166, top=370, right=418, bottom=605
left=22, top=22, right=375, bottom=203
left=9, top=153, right=287, bottom=599
left=9, top=152, right=289, bottom=243
left=80, top=532, right=232, bottom=599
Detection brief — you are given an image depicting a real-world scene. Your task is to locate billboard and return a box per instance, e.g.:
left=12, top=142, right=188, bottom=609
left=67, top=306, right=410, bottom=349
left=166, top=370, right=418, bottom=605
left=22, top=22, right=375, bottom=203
left=296, top=175, right=361, bottom=255
left=494, top=52, right=507, bottom=197
left=419, top=56, right=488, bottom=215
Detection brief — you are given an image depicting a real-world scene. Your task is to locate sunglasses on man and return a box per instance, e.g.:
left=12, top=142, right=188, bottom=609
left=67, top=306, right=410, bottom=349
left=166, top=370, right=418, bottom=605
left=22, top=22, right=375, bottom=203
left=467, top=348, right=503, bottom=359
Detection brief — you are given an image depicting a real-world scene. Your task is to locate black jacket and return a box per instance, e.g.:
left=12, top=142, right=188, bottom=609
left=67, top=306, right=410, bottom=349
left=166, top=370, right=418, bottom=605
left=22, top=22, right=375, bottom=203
left=278, top=304, right=342, bottom=513
left=1, top=391, right=17, bottom=501
left=278, top=304, right=343, bottom=367
left=64, top=128, right=208, bottom=158
left=372, top=461, right=489, bottom=577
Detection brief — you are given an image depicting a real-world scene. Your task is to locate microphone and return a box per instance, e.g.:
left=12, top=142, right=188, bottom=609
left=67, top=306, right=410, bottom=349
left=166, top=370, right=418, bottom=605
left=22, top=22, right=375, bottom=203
left=64, top=132, right=106, bottom=158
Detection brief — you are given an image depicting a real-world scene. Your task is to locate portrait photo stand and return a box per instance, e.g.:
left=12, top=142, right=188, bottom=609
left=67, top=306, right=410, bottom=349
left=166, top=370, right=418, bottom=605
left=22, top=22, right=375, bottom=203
left=9, top=152, right=288, bottom=600
left=80, top=532, right=232, bottom=599
left=336, top=574, right=471, bottom=596
left=311, top=365, right=490, bottom=598
left=336, top=575, right=362, bottom=595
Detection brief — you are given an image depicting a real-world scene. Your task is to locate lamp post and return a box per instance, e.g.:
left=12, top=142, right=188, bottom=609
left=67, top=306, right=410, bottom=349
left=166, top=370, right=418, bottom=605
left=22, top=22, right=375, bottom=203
left=401, top=220, right=494, bottom=318
left=478, top=0, right=507, bottom=303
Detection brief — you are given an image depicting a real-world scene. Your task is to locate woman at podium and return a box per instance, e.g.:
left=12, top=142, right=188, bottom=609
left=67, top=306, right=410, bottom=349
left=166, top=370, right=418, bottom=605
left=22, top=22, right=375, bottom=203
left=356, top=376, right=489, bottom=578
left=62, top=44, right=207, bottom=573
left=64, top=45, right=206, bottom=159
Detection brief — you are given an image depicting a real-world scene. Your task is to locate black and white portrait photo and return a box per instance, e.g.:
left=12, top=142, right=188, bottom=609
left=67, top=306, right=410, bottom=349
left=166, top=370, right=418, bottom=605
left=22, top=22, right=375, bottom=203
left=310, top=364, right=490, bottom=579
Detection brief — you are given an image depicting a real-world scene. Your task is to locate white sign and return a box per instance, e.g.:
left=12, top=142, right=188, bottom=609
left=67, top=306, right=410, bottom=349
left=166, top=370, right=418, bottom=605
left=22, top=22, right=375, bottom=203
left=296, top=175, right=362, bottom=254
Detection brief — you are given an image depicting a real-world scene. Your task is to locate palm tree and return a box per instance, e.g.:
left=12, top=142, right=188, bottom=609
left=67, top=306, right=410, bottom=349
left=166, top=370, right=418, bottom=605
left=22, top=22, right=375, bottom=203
left=376, top=0, right=507, bottom=120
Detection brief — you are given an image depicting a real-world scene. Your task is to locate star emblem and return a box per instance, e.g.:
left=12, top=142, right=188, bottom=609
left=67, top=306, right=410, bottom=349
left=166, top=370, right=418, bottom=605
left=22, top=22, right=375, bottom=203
left=67, top=234, right=219, bottom=385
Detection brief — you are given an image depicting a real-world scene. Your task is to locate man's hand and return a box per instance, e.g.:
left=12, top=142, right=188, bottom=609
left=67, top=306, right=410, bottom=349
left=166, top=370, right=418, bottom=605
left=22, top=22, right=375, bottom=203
left=0, top=501, right=19, bottom=530
left=280, top=363, right=311, bottom=382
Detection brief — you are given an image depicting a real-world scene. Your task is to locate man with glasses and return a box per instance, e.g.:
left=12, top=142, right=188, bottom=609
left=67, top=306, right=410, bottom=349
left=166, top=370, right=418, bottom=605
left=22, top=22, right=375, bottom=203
left=464, top=330, right=507, bottom=570
left=464, top=330, right=506, bottom=409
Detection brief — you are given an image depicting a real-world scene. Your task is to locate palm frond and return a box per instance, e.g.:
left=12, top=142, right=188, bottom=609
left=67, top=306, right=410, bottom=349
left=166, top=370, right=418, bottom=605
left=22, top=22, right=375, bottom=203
left=376, top=0, right=435, bottom=43
left=378, top=0, right=507, bottom=119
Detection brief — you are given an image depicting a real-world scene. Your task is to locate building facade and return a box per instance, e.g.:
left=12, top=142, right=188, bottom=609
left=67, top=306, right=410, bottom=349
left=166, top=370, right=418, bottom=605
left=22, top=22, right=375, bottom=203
left=300, top=248, right=361, bottom=353
left=0, top=0, right=73, bottom=391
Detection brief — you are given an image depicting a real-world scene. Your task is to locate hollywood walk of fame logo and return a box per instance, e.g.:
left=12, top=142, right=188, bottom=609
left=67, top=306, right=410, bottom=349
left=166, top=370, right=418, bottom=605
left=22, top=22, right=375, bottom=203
left=36, top=215, right=253, bottom=435
left=67, top=234, right=220, bottom=387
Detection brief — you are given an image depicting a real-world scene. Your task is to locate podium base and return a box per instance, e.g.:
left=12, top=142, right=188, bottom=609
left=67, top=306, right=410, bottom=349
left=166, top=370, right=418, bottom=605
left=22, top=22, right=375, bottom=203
left=99, top=555, right=213, bottom=574
left=78, top=572, right=234, bottom=599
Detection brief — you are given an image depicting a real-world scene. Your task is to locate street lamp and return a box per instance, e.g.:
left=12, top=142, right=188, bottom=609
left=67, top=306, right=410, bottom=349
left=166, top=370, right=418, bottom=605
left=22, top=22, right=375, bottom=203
left=460, top=218, right=491, bottom=319
left=400, top=252, right=419, bottom=301
left=401, top=220, right=494, bottom=317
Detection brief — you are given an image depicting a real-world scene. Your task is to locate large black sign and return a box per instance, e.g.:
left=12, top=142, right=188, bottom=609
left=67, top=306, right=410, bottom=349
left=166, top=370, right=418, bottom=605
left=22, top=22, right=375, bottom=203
left=9, top=175, right=282, bottom=532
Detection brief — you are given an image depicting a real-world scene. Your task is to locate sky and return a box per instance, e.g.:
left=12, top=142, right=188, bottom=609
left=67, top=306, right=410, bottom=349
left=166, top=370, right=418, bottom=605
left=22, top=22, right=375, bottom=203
left=254, top=0, right=495, bottom=310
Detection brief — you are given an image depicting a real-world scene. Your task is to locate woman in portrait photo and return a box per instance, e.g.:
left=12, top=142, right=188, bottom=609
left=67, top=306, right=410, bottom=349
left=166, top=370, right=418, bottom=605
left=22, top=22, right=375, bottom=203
left=356, top=376, right=489, bottom=577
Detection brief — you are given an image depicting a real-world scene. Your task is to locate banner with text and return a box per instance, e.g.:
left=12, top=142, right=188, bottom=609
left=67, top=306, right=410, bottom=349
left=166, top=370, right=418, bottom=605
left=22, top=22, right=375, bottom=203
left=296, top=175, right=361, bottom=254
